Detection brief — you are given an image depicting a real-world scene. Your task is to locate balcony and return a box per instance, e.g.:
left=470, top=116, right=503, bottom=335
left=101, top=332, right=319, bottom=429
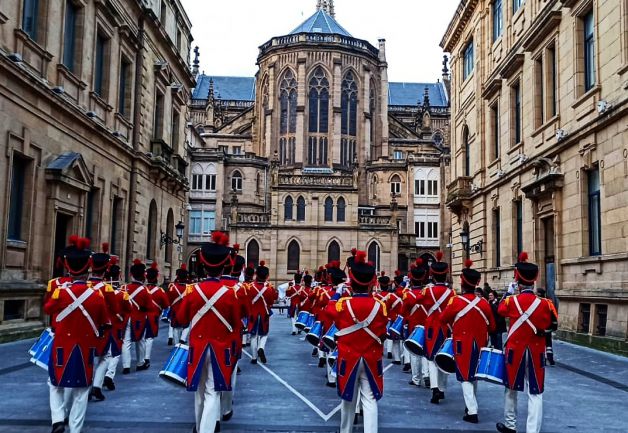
left=359, top=215, right=392, bottom=228
left=398, top=234, right=417, bottom=247
left=148, top=139, right=188, bottom=191
left=276, top=171, right=355, bottom=190
left=445, top=176, right=473, bottom=215
left=259, top=33, right=379, bottom=58
left=232, top=212, right=271, bottom=227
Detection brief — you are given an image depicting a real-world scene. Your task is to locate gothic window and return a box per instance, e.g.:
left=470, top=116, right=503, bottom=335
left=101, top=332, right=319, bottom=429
left=367, top=242, right=380, bottom=271
left=328, top=240, right=340, bottom=263
left=247, top=239, right=260, bottom=267
left=279, top=70, right=297, bottom=165
left=371, top=175, right=378, bottom=199
left=231, top=170, right=243, bottom=191
left=337, top=197, right=346, bottom=222
left=390, top=174, right=401, bottom=196
left=284, top=196, right=293, bottom=221
left=324, top=197, right=334, bottom=222
left=307, top=67, right=329, bottom=166
left=296, top=196, right=306, bottom=222
left=341, top=71, right=358, bottom=167
left=287, top=240, right=300, bottom=271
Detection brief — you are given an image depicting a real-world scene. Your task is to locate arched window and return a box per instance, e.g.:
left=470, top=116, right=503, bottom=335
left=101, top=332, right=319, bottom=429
left=146, top=200, right=158, bottom=259
left=296, top=196, right=306, bottom=222
left=324, top=197, right=334, bottom=222
left=341, top=71, right=358, bottom=167
left=337, top=197, right=346, bottom=222
left=463, top=126, right=470, bottom=177
left=279, top=69, right=297, bottom=165
left=284, top=196, right=293, bottom=221
left=287, top=240, right=300, bottom=271
left=165, top=208, right=174, bottom=264
left=390, top=174, right=402, bottom=196
left=231, top=170, right=243, bottom=191
left=328, top=240, right=340, bottom=263
left=371, top=175, right=378, bottom=199
left=367, top=242, right=380, bottom=271
left=246, top=239, right=260, bottom=267
left=308, top=67, right=329, bottom=167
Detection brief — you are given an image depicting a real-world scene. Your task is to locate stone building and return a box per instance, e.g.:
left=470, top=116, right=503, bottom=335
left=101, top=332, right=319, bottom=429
left=0, top=0, right=193, bottom=339
left=187, top=1, right=451, bottom=282
left=441, top=0, right=628, bottom=352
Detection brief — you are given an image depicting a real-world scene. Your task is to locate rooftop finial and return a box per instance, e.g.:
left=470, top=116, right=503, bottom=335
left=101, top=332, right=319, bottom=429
left=316, top=0, right=335, bottom=18
left=192, top=46, right=200, bottom=76
left=442, top=54, right=449, bottom=76
left=423, top=86, right=431, bottom=108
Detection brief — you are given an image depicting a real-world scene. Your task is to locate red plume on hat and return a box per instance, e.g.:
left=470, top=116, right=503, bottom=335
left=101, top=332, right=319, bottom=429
left=77, top=237, right=90, bottom=250
left=101, top=242, right=109, bottom=254
left=351, top=248, right=357, bottom=254
left=435, top=251, right=444, bottom=261
left=415, top=258, right=424, bottom=267
left=233, top=243, right=240, bottom=251
left=355, top=251, right=367, bottom=264
left=109, top=256, right=119, bottom=265
left=518, top=252, right=528, bottom=263
left=395, top=270, right=401, bottom=276
left=150, top=261, right=159, bottom=270
left=260, top=260, right=266, bottom=266
left=465, top=259, right=474, bottom=268
left=133, top=258, right=142, bottom=265
left=380, top=271, right=385, bottom=276
left=180, top=264, right=187, bottom=270
left=68, top=234, right=79, bottom=246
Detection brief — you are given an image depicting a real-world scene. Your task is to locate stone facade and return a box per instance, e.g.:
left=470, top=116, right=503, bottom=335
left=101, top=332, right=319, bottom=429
left=187, top=3, right=451, bottom=283
left=441, top=0, right=628, bottom=351
left=0, top=0, right=193, bottom=339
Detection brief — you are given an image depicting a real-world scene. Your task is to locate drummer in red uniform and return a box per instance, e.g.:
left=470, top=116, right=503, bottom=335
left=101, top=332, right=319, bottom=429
left=144, top=262, right=169, bottom=368
left=496, top=253, right=558, bottom=433
left=423, top=251, right=455, bottom=404
left=331, top=251, right=387, bottom=433
left=248, top=261, right=278, bottom=364
left=176, top=231, right=240, bottom=433
left=286, top=271, right=304, bottom=335
left=402, top=259, right=429, bottom=387
left=167, top=264, right=190, bottom=345
left=44, top=237, right=109, bottom=433
left=440, top=260, right=496, bottom=423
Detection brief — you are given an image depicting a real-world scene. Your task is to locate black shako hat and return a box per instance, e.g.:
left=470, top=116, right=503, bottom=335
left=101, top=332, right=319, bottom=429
left=176, top=264, right=189, bottom=281
left=146, top=262, right=159, bottom=282
left=461, top=259, right=481, bottom=291
left=256, top=261, right=269, bottom=281
left=349, top=251, right=375, bottom=287
left=514, top=252, right=539, bottom=286
left=430, top=251, right=449, bottom=282
left=231, top=255, right=246, bottom=276
left=293, top=271, right=303, bottom=284
left=199, top=232, right=231, bottom=270
left=130, top=259, right=146, bottom=281
left=410, top=258, right=429, bottom=283
left=378, top=272, right=390, bottom=287
left=91, top=243, right=111, bottom=273
left=303, top=273, right=313, bottom=286
left=64, top=237, right=92, bottom=276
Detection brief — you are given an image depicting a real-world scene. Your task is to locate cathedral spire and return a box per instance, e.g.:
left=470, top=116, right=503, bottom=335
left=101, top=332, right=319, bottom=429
left=316, top=0, right=335, bottom=18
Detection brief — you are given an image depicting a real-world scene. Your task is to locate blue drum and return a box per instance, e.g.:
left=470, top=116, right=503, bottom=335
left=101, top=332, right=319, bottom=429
left=322, top=323, right=338, bottom=350
left=161, top=307, right=171, bottom=322
left=306, top=321, right=324, bottom=346
left=404, top=325, right=426, bottom=356
left=435, top=338, right=456, bottom=374
left=295, top=311, right=310, bottom=330
left=303, top=313, right=315, bottom=332
left=28, top=328, right=53, bottom=356
left=476, top=347, right=506, bottom=385
left=29, top=329, right=54, bottom=370
left=159, top=343, right=189, bottom=387
left=388, top=315, right=404, bottom=339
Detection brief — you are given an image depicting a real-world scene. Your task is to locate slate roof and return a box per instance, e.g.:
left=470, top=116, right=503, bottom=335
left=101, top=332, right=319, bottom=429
left=388, top=82, right=448, bottom=107
left=289, top=10, right=352, bottom=36
left=192, top=75, right=448, bottom=108
left=192, top=76, right=256, bottom=101
left=46, top=152, right=82, bottom=170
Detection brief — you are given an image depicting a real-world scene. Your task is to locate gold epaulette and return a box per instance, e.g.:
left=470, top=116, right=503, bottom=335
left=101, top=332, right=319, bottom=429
left=447, top=297, right=455, bottom=306
left=52, top=288, right=61, bottom=300
left=504, top=296, right=511, bottom=306
left=123, top=292, right=130, bottom=301
left=546, top=298, right=558, bottom=318
left=47, top=279, right=55, bottom=292
left=335, top=297, right=350, bottom=313
left=105, top=284, right=114, bottom=293
left=87, top=281, right=93, bottom=288
left=186, top=284, right=194, bottom=295
left=376, top=299, right=388, bottom=317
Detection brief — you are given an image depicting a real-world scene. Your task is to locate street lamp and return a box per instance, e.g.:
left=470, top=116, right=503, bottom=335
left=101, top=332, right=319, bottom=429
left=160, top=221, right=185, bottom=249
left=460, top=229, right=483, bottom=256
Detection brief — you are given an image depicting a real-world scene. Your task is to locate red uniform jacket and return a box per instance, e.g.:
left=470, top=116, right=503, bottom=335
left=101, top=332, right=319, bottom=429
left=90, top=279, right=117, bottom=356
left=286, top=284, right=307, bottom=318
left=402, top=287, right=427, bottom=330
left=110, top=289, right=132, bottom=357
left=315, top=285, right=335, bottom=331
left=145, top=284, right=170, bottom=338
left=44, top=281, right=108, bottom=387
left=221, top=276, right=244, bottom=361
left=423, top=284, right=455, bottom=360
left=248, top=281, right=278, bottom=336
left=123, top=282, right=153, bottom=342
left=383, top=291, right=404, bottom=321
left=167, top=282, right=188, bottom=328
left=498, top=291, right=556, bottom=394
left=331, top=294, right=388, bottom=401
left=441, top=293, right=496, bottom=382
left=45, top=277, right=73, bottom=330
left=298, top=286, right=314, bottom=312
left=176, top=278, right=240, bottom=392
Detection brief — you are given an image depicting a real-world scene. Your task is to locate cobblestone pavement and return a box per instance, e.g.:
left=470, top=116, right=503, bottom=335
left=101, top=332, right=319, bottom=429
left=0, top=314, right=626, bottom=433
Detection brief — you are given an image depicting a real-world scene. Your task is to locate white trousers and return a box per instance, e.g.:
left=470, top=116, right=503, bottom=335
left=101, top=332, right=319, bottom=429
left=428, top=360, right=448, bottom=391
left=402, top=345, right=411, bottom=364
left=106, top=355, right=120, bottom=379
left=49, top=382, right=89, bottom=433
left=180, top=327, right=190, bottom=343
left=194, top=350, right=220, bottom=433
left=220, top=360, right=238, bottom=416
left=391, top=340, right=401, bottom=362
left=339, top=360, right=377, bottom=433
left=168, top=325, right=174, bottom=339
left=93, top=351, right=112, bottom=388
left=504, top=387, right=543, bottom=433
left=326, top=353, right=337, bottom=384
left=290, top=317, right=298, bottom=333
left=145, top=337, right=154, bottom=361
left=250, top=335, right=268, bottom=359
left=410, top=354, right=429, bottom=385
left=461, top=381, right=479, bottom=415
left=384, top=339, right=392, bottom=355
left=121, top=323, right=146, bottom=368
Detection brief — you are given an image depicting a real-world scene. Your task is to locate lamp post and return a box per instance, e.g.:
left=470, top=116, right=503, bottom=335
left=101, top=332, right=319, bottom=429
left=160, top=221, right=185, bottom=249
left=460, top=228, right=483, bottom=257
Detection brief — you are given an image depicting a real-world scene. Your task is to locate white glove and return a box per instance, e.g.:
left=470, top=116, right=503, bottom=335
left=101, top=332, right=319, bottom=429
left=507, top=282, right=517, bottom=295
left=335, top=283, right=345, bottom=295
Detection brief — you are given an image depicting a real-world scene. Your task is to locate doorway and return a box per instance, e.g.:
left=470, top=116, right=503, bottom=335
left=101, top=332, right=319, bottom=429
left=53, top=213, right=73, bottom=277
left=542, top=216, right=557, bottom=305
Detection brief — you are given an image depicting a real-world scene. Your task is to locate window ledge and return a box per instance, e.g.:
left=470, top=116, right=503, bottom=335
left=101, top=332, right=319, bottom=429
left=561, top=252, right=628, bottom=266
left=56, top=64, right=87, bottom=89
left=7, top=239, right=27, bottom=249
left=14, top=29, right=53, bottom=61
left=617, top=63, right=628, bottom=76
left=531, top=114, right=560, bottom=139
left=488, top=158, right=501, bottom=170
left=89, top=91, right=113, bottom=112
left=507, top=141, right=524, bottom=156
left=114, top=112, right=132, bottom=127
left=571, top=84, right=601, bottom=110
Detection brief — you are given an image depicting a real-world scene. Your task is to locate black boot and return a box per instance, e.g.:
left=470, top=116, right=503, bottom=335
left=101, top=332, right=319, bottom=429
left=496, top=422, right=517, bottom=433
left=122, top=368, right=130, bottom=375
left=402, top=363, right=411, bottom=372
left=438, top=390, right=445, bottom=400
left=317, top=357, right=326, bottom=368
left=311, top=348, right=318, bottom=357
left=103, top=376, right=115, bottom=391
left=168, top=338, right=173, bottom=346
left=91, top=387, right=105, bottom=402
left=136, top=362, right=149, bottom=371
left=387, top=352, right=393, bottom=359
left=51, top=422, right=65, bottom=433
left=214, top=421, right=220, bottom=433
left=325, top=381, right=336, bottom=388
left=291, top=331, right=296, bottom=336
left=392, top=360, right=401, bottom=365
left=258, top=348, right=267, bottom=364
left=424, top=377, right=431, bottom=388
left=250, top=358, right=258, bottom=364
left=237, top=366, right=242, bottom=374
left=546, top=349, right=555, bottom=366
left=430, top=388, right=441, bottom=404
left=222, top=410, right=233, bottom=421
left=463, top=413, right=479, bottom=423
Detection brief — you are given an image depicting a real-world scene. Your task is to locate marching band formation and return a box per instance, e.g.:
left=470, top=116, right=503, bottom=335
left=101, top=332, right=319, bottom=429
left=30, top=232, right=558, bottom=433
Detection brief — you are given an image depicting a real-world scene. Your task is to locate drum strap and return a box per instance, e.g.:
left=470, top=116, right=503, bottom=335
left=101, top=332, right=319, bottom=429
left=410, top=303, right=428, bottom=316
left=335, top=301, right=381, bottom=344
left=190, top=285, right=232, bottom=332
left=454, top=296, right=489, bottom=325
left=427, top=288, right=452, bottom=316
left=390, top=294, right=402, bottom=312
left=127, top=285, right=145, bottom=310
left=505, top=297, right=541, bottom=343
left=148, top=287, right=164, bottom=311
left=56, top=288, right=99, bottom=337
left=170, top=284, right=185, bottom=306
left=252, top=282, right=270, bottom=314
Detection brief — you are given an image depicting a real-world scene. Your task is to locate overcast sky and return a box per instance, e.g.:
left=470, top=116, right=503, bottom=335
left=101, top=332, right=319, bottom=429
left=180, top=0, right=460, bottom=83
